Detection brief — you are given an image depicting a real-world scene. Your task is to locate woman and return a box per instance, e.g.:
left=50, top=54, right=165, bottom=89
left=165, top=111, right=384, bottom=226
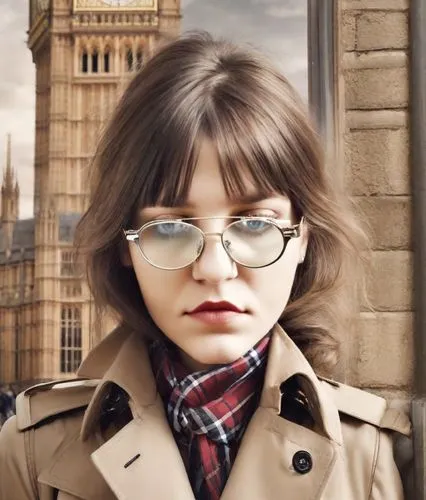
left=0, top=33, right=410, bottom=500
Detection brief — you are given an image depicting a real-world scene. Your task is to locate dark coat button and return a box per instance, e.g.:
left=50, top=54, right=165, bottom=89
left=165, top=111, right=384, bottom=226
left=292, top=450, right=313, bottom=474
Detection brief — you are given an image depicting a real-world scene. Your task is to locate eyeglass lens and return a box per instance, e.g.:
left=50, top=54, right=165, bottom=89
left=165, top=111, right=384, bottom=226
left=138, top=219, right=286, bottom=269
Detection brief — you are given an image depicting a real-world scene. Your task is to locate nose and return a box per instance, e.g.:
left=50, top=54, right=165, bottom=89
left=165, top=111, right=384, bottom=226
left=191, top=233, right=238, bottom=283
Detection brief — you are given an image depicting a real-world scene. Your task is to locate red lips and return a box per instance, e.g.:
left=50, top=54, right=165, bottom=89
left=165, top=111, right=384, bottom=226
left=188, top=301, right=243, bottom=314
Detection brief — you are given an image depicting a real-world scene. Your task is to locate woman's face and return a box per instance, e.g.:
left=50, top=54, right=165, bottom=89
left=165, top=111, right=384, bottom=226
left=126, top=138, right=308, bottom=371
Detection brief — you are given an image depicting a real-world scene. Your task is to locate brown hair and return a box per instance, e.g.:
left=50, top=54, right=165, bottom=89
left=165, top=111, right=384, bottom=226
left=75, top=32, right=366, bottom=376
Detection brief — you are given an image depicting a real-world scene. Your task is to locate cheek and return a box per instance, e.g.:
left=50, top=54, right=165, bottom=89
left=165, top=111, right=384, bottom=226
left=248, top=240, right=301, bottom=310
left=129, top=245, right=186, bottom=318
left=254, top=263, right=296, bottom=306
left=129, top=246, right=162, bottom=308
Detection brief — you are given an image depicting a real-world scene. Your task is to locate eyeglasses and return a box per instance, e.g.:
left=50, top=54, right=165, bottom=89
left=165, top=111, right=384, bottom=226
left=123, top=216, right=302, bottom=270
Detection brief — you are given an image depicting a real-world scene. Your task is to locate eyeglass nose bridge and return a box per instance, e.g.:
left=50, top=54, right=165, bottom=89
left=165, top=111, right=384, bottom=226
left=203, top=231, right=223, bottom=238
left=193, top=230, right=234, bottom=262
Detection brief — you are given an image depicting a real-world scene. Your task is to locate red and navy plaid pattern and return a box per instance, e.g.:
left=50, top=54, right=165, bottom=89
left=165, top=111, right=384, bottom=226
left=150, top=335, right=270, bottom=500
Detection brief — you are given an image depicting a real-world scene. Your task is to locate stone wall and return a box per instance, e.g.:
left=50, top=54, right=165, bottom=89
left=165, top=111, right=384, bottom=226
left=339, top=0, right=412, bottom=402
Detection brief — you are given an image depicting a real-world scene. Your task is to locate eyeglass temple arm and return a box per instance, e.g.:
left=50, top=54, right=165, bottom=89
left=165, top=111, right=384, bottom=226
left=281, top=225, right=301, bottom=238
left=278, top=217, right=303, bottom=238
left=123, top=229, right=139, bottom=241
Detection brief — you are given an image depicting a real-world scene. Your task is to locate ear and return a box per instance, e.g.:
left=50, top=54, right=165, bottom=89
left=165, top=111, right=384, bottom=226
left=298, top=217, right=309, bottom=264
left=119, top=236, right=133, bottom=268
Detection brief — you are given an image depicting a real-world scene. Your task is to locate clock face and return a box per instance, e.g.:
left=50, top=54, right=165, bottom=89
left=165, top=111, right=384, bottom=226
left=73, top=0, right=156, bottom=10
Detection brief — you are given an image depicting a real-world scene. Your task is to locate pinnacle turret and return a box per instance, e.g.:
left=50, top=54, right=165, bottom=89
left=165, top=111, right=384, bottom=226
left=3, top=133, right=15, bottom=193
left=1, top=133, right=20, bottom=225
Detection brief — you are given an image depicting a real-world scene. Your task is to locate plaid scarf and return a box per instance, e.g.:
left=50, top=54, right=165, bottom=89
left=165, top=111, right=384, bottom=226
left=150, top=335, right=270, bottom=500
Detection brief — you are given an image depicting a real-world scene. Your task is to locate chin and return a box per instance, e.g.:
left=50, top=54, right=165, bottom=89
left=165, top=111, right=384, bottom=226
left=199, top=351, right=241, bottom=366
left=186, top=338, right=254, bottom=369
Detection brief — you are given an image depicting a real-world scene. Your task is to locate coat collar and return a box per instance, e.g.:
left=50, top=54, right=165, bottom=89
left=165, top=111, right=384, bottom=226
left=40, top=324, right=342, bottom=500
left=77, top=325, right=158, bottom=441
left=260, top=325, right=342, bottom=444
left=77, top=323, right=342, bottom=445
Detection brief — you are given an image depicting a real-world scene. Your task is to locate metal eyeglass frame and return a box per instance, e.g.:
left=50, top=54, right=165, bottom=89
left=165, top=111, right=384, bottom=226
left=123, top=216, right=303, bottom=270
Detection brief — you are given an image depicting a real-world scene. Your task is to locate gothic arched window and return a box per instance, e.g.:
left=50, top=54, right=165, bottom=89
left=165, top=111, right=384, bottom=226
left=104, top=51, right=111, bottom=73
left=92, top=50, right=99, bottom=73
left=82, top=51, right=88, bottom=73
left=60, top=305, right=82, bottom=373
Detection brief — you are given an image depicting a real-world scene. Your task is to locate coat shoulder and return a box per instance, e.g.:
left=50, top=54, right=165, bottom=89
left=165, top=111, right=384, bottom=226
left=318, top=376, right=411, bottom=436
left=15, top=378, right=99, bottom=431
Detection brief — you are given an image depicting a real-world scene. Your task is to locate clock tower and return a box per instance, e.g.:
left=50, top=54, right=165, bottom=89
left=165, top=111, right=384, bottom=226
left=28, top=0, right=180, bottom=216
left=23, top=0, right=181, bottom=381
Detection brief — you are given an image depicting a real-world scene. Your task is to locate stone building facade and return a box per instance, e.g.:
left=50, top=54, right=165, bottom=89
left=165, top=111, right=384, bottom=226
left=0, top=0, right=181, bottom=389
left=0, top=135, right=37, bottom=388
left=338, top=1, right=416, bottom=492
left=340, top=0, right=412, bottom=404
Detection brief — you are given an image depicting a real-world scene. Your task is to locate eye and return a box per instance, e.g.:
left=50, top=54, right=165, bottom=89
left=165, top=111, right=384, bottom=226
left=234, top=218, right=274, bottom=235
left=243, top=219, right=268, bottom=231
left=154, top=221, right=190, bottom=237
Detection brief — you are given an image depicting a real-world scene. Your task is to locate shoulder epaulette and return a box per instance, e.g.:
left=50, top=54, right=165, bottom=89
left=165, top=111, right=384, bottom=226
left=15, top=378, right=100, bottom=432
left=318, top=376, right=411, bottom=437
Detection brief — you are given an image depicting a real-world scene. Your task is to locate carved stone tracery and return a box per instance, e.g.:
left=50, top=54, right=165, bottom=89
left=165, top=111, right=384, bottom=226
left=72, top=11, right=158, bottom=28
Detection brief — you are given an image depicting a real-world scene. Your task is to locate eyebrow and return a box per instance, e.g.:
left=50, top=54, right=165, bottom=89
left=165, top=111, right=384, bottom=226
left=166, top=192, right=278, bottom=209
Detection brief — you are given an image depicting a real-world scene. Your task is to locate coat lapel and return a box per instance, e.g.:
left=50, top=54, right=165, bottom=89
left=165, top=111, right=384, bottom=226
left=221, top=408, right=338, bottom=500
left=37, top=432, right=116, bottom=500
left=91, top=400, right=195, bottom=500
left=81, top=327, right=194, bottom=499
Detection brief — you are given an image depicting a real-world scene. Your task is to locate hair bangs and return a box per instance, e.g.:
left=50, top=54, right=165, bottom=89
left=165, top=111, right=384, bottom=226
left=202, top=95, right=293, bottom=203
left=132, top=120, right=202, bottom=212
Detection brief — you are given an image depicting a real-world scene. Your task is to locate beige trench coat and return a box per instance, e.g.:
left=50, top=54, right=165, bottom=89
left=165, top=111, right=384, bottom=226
left=0, top=324, right=411, bottom=500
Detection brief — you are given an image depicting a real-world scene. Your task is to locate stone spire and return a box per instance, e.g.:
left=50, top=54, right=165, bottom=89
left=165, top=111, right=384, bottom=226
left=3, top=134, right=15, bottom=194
left=1, top=134, right=20, bottom=256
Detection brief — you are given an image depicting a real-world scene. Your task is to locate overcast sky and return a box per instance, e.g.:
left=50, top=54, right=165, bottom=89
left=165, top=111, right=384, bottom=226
left=0, top=0, right=307, bottom=218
